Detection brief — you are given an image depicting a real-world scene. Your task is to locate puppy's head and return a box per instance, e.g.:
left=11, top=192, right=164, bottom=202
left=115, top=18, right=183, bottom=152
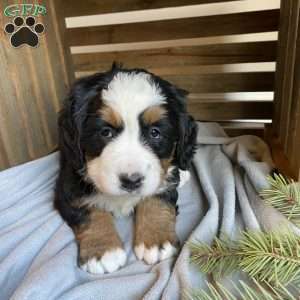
left=59, top=65, right=197, bottom=197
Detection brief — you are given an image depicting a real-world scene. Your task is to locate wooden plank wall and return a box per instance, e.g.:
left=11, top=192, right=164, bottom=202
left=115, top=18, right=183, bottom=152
left=66, top=0, right=280, bottom=138
left=269, top=0, right=300, bottom=179
left=0, top=0, right=73, bottom=169
left=0, top=0, right=280, bottom=169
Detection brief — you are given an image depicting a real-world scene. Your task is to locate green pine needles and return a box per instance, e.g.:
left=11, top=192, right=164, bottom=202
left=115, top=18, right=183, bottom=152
left=185, top=279, right=300, bottom=300
left=189, top=173, right=300, bottom=299
left=260, top=174, right=300, bottom=226
left=190, top=230, right=300, bottom=286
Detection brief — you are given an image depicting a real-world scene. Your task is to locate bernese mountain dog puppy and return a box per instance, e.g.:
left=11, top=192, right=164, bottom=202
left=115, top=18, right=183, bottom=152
left=55, top=64, right=197, bottom=274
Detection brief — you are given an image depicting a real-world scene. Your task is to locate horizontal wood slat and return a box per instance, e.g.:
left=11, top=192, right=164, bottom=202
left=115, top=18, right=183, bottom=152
left=63, top=0, right=241, bottom=17
left=75, top=72, right=275, bottom=92
left=224, top=128, right=264, bottom=137
left=72, top=41, right=277, bottom=72
left=164, top=72, right=275, bottom=93
left=66, top=10, right=279, bottom=46
left=188, top=101, right=272, bottom=120
left=75, top=64, right=276, bottom=78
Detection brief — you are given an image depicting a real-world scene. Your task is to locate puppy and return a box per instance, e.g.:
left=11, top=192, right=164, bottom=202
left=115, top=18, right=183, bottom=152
left=55, top=64, right=197, bottom=274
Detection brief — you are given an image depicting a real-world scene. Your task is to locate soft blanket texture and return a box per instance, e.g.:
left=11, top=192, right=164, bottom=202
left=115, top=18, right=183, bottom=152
left=0, top=122, right=288, bottom=300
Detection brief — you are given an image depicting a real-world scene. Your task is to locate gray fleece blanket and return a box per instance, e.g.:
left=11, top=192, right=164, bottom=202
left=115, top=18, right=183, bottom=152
left=0, top=122, right=288, bottom=300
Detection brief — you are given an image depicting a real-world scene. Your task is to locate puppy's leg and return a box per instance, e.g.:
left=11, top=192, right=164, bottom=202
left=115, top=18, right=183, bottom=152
left=75, top=209, right=126, bottom=274
left=134, top=197, right=178, bottom=265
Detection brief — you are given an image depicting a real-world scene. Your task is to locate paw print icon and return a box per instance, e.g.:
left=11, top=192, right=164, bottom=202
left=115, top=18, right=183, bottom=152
left=4, top=16, right=45, bottom=48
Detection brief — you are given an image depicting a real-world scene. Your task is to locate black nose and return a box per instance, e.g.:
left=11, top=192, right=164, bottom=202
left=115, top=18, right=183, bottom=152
left=119, top=172, right=144, bottom=191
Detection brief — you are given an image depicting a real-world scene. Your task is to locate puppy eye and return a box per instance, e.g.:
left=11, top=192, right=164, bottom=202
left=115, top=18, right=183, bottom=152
left=149, top=127, right=161, bottom=139
left=100, top=127, right=114, bottom=138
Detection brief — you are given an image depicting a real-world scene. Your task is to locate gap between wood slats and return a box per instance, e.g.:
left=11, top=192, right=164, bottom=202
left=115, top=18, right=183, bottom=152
left=224, top=128, right=265, bottom=137
left=63, top=0, right=245, bottom=18
left=187, top=101, right=272, bottom=120
left=221, top=121, right=265, bottom=137
left=72, top=41, right=277, bottom=72
left=66, top=0, right=280, bottom=28
left=165, top=72, right=275, bottom=93
left=71, top=32, right=278, bottom=54
left=75, top=63, right=276, bottom=78
left=66, top=10, right=279, bottom=47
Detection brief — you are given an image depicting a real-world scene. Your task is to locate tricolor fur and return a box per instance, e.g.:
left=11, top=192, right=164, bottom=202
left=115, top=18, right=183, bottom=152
left=55, top=64, right=197, bottom=273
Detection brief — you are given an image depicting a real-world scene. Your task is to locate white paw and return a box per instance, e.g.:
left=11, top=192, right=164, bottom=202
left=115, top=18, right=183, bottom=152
left=179, top=170, right=190, bottom=188
left=134, top=242, right=177, bottom=265
left=80, top=248, right=127, bottom=274
left=101, top=248, right=127, bottom=273
left=81, top=257, right=104, bottom=274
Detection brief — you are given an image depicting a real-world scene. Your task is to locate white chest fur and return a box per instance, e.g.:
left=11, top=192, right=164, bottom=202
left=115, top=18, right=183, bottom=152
left=82, top=193, right=142, bottom=217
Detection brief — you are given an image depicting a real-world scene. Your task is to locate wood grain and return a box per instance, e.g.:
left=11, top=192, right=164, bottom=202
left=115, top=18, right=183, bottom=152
left=52, top=0, right=75, bottom=86
left=276, top=0, right=299, bottom=150
left=272, top=0, right=300, bottom=178
left=0, top=1, right=74, bottom=169
left=63, top=0, right=241, bottom=17
left=72, top=41, right=277, bottom=72
left=66, top=10, right=279, bottom=46
left=164, top=72, right=275, bottom=93
left=188, top=101, right=272, bottom=120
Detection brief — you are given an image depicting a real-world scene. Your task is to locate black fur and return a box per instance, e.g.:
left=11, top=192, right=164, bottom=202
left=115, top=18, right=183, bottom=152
left=174, top=114, right=198, bottom=170
left=149, top=73, right=198, bottom=170
left=55, top=64, right=198, bottom=228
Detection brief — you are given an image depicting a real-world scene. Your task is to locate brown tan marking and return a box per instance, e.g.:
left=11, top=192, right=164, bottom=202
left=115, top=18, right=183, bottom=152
left=160, top=146, right=176, bottom=184
left=142, top=105, right=167, bottom=125
left=75, top=209, right=123, bottom=264
left=135, top=197, right=177, bottom=249
left=98, top=105, right=123, bottom=128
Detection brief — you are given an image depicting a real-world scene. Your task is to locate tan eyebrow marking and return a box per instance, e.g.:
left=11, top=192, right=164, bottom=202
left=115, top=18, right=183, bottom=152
left=142, top=105, right=167, bottom=125
left=98, top=105, right=123, bottom=128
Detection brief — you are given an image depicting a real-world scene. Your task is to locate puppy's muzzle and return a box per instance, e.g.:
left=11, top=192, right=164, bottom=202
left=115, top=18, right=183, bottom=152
left=119, top=172, right=145, bottom=192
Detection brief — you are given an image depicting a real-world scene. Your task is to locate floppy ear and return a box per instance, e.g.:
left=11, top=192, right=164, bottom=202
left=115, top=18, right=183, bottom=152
left=166, top=84, right=198, bottom=170
left=175, top=113, right=198, bottom=170
left=58, top=75, right=98, bottom=173
left=58, top=68, right=118, bottom=173
left=58, top=93, right=86, bottom=173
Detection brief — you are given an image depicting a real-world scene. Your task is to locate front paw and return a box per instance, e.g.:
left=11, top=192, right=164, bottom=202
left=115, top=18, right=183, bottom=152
left=75, top=209, right=126, bottom=274
left=134, top=197, right=178, bottom=265
left=80, top=248, right=127, bottom=274
left=135, top=241, right=177, bottom=265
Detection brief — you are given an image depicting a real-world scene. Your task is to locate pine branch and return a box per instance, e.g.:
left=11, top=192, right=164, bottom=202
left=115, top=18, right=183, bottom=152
left=238, top=231, right=300, bottom=286
left=184, top=279, right=300, bottom=300
left=260, top=174, right=300, bottom=226
left=189, top=230, right=300, bottom=286
left=190, top=237, right=240, bottom=279
left=188, top=173, right=300, bottom=299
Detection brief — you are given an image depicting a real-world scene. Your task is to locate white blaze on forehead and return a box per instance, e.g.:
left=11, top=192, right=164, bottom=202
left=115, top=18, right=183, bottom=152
left=87, top=71, right=165, bottom=203
left=101, top=72, right=166, bottom=124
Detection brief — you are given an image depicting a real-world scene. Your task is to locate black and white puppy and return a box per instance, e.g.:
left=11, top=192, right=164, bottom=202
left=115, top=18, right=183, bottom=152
left=55, top=64, right=197, bottom=274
